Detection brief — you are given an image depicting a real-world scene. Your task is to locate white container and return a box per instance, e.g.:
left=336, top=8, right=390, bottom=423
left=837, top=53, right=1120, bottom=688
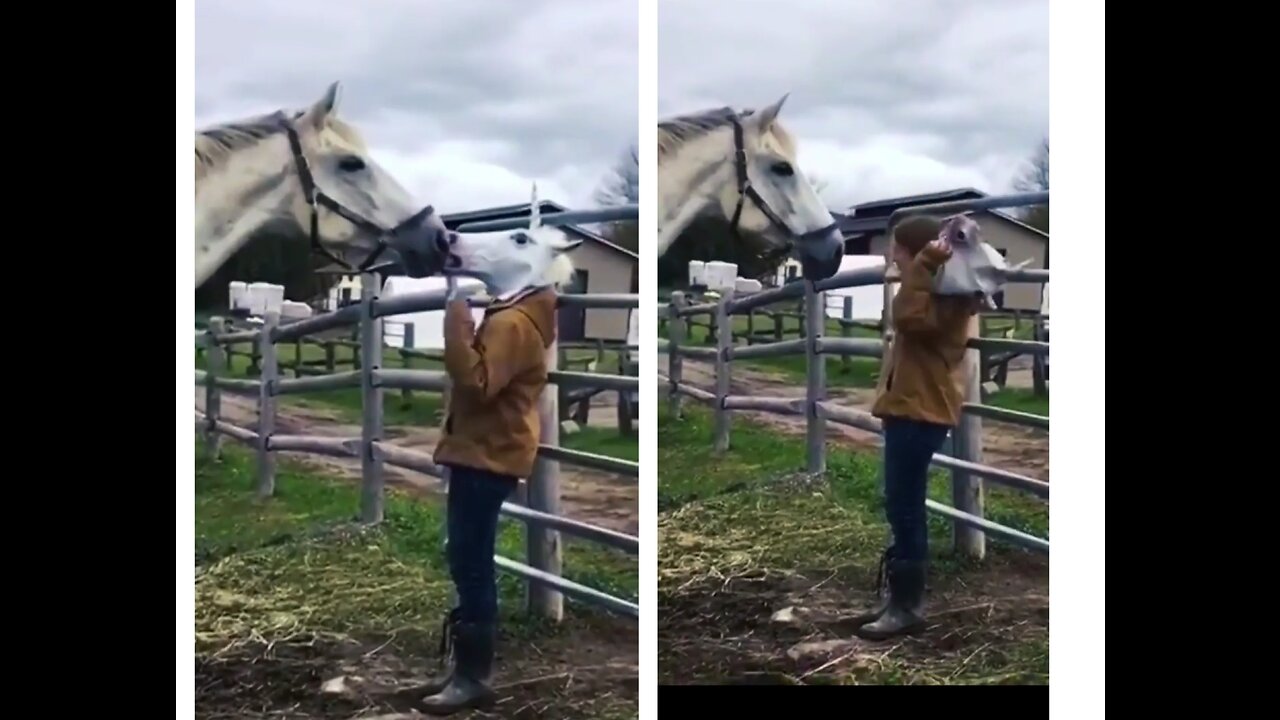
left=688, top=260, right=706, bottom=287
left=262, top=284, right=285, bottom=316
left=734, top=277, right=763, bottom=294
left=281, top=300, right=312, bottom=320
left=705, top=261, right=738, bottom=292
left=246, top=282, right=270, bottom=315
left=228, top=281, right=248, bottom=311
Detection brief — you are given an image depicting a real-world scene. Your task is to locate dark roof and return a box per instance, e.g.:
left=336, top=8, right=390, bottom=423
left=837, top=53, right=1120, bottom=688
left=838, top=187, right=1048, bottom=240
left=440, top=201, right=638, bottom=260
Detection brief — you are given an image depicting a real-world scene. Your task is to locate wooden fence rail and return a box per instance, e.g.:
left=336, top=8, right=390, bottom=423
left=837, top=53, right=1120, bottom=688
left=660, top=191, right=1051, bottom=560
left=196, top=273, right=640, bottom=621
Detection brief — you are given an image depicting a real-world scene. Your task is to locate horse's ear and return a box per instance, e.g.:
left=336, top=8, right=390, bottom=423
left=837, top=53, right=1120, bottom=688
left=302, top=81, right=343, bottom=129
left=753, top=92, right=790, bottom=131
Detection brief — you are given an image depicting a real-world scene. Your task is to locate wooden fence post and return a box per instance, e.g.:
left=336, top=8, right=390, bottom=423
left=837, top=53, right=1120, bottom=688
left=527, top=335, right=564, bottom=621
left=713, top=290, right=733, bottom=453
left=359, top=272, right=386, bottom=523
left=204, top=317, right=226, bottom=460
left=1032, top=314, right=1048, bottom=396
left=616, top=349, right=634, bottom=436
left=668, top=292, right=686, bottom=418
left=951, top=313, right=987, bottom=559
left=256, top=312, right=279, bottom=498
left=400, top=322, right=415, bottom=404
left=841, top=295, right=854, bottom=374
left=804, top=282, right=827, bottom=474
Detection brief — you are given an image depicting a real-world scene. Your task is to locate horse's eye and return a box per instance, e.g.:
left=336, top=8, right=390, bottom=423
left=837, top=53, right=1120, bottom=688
left=338, top=155, right=366, bottom=172
left=770, top=161, right=795, bottom=177
left=512, top=232, right=531, bottom=245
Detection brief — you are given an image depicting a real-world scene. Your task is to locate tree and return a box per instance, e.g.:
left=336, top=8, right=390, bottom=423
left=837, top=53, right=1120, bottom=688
left=592, top=144, right=640, bottom=254
left=1014, top=137, right=1049, bottom=233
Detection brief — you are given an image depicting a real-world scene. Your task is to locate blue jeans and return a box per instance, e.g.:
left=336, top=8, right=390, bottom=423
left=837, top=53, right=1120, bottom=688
left=445, top=464, right=518, bottom=624
left=882, top=417, right=952, bottom=562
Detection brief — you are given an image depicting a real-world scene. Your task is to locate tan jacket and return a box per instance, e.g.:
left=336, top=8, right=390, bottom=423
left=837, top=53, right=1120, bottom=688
left=871, top=244, right=978, bottom=427
left=433, top=288, right=557, bottom=479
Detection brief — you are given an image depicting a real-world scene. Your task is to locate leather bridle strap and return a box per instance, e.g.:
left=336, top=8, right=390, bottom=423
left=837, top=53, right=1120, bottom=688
left=277, top=114, right=436, bottom=273
left=727, top=115, right=837, bottom=261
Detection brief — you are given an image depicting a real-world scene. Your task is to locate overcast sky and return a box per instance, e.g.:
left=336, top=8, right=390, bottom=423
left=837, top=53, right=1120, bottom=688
left=196, top=0, right=637, bottom=213
left=659, top=0, right=1048, bottom=210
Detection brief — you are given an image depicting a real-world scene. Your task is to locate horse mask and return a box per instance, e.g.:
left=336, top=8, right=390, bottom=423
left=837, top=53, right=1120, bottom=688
left=931, top=214, right=1029, bottom=309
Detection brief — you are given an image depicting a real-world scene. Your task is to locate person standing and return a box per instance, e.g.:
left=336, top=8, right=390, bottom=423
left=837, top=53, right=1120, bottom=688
left=853, top=215, right=979, bottom=641
left=421, top=286, right=558, bottom=713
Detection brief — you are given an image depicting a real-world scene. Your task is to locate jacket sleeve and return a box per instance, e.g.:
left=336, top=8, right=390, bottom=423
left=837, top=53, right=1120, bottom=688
left=892, top=243, right=969, bottom=337
left=443, top=307, right=540, bottom=403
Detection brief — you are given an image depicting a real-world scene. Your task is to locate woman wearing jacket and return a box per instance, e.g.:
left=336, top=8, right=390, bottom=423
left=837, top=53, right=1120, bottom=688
left=854, top=215, right=979, bottom=641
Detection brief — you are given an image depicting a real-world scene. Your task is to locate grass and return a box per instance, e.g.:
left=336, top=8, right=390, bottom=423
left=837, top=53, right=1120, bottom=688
left=195, top=439, right=637, bottom=718
left=657, top=403, right=1048, bottom=685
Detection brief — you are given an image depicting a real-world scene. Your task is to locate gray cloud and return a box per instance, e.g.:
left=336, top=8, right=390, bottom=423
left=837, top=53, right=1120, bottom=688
left=196, top=0, right=637, bottom=211
left=658, top=0, right=1048, bottom=208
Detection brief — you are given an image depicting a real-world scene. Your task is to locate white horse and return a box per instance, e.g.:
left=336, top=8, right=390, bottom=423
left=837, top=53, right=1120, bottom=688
left=440, top=185, right=580, bottom=301
left=194, top=81, right=449, bottom=288
left=657, top=95, right=844, bottom=280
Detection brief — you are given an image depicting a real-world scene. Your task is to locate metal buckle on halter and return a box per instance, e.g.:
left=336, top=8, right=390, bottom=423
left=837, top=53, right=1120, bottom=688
left=277, top=113, right=393, bottom=274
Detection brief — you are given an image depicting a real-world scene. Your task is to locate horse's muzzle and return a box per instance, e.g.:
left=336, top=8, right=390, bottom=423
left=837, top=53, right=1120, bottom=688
left=386, top=207, right=448, bottom=278
left=796, top=226, right=844, bottom=281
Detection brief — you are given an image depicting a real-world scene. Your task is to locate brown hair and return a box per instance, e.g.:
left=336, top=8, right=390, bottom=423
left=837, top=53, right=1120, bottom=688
left=892, top=215, right=942, bottom=256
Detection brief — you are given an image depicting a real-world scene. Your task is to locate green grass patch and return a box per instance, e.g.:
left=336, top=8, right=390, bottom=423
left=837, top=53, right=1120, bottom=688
left=986, top=387, right=1049, bottom=417
left=196, top=439, right=637, bottom=637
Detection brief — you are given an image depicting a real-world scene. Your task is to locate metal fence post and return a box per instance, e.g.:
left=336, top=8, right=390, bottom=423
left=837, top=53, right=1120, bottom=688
left=527, top=335, right=564, bottom=621
left=668, top=291, right=687, bottom=418
left=713, top=290, right=733, bottom=453
left=359, top=272, right=386, bottom=523
left=951, top=313, right=987, bottom=559
left=204, top=317, right=226, bottom=460
left=804, top=282, right=827, bottom=473
left=256, top=312, right=279, bottom=498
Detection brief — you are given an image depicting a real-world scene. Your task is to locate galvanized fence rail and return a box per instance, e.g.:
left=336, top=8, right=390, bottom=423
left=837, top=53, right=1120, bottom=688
left=197, top=272, right=640, bottom=622
left=658, top=191, right=1050, bottom=559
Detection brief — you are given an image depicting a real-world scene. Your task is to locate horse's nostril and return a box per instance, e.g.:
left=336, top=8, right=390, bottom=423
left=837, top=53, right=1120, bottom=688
left=448, top=232, right=459, bottom=246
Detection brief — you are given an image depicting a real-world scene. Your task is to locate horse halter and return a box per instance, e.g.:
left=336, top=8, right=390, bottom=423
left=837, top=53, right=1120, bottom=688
left=276, top=113, right=437, bottom=274
left=727, top=115, right=837, bottom=264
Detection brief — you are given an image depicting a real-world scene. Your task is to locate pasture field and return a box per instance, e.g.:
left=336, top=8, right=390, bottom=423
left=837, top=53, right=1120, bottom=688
left=657, top=403, right=1048, bottom=685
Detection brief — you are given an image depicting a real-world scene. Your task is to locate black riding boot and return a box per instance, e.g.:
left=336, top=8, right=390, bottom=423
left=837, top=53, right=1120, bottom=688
left=418, top=620, right=497, bottom=715
left=417, top=609, right=460, bottom=696
left=848, top=548, right=896, bottom=627
left=854, top=557, right=927, bottom=640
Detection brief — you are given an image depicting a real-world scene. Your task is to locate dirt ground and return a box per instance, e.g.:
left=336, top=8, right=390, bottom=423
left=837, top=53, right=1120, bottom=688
left=656, top=355, right=1050, bottom=685
left=196, top=613, right=637, bottom=719
left=659, top=354, right=1049, bottom=481
left=195, top=389, right=639, bottom=535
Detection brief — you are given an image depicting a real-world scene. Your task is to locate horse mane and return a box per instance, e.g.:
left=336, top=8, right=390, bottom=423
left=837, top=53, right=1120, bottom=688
left=657, top=106, right=796, bottom=163
left=194, top=110, right=368, bottom=181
